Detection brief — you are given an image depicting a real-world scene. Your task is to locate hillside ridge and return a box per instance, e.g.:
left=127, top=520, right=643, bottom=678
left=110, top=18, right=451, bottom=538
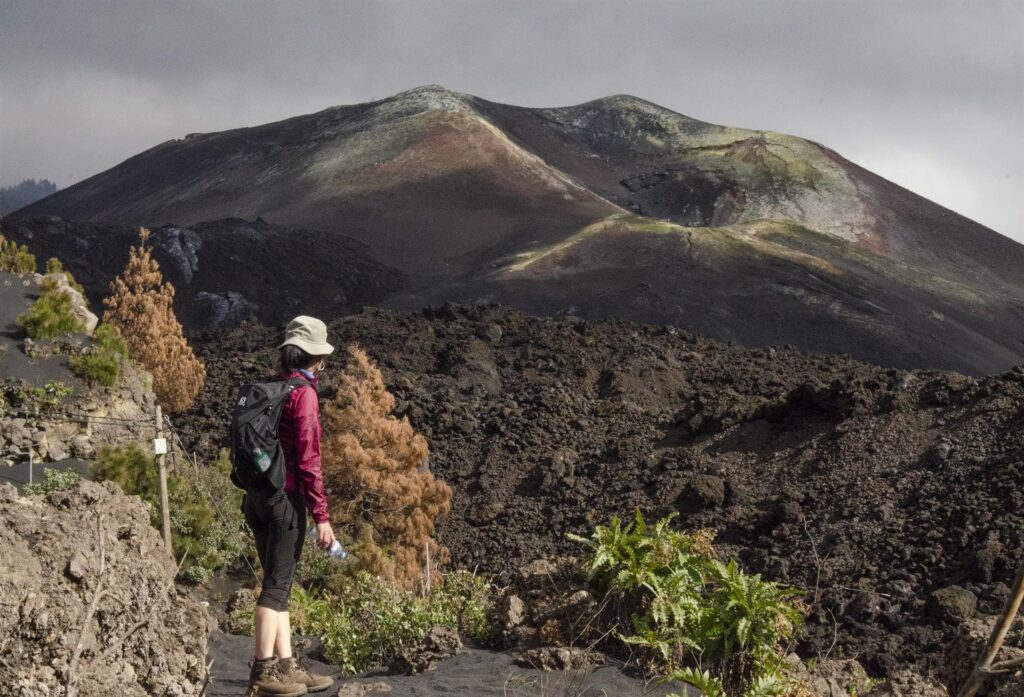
left=8, top=85, right=1024, bottom=375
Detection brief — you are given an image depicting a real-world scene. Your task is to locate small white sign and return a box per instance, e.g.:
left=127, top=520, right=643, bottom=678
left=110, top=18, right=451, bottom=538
left=153, top=437, right=168, bottom=455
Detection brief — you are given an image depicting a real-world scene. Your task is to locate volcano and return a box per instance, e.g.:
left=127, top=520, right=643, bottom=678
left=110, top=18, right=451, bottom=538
left=9, top=85, right=1024, bottom=375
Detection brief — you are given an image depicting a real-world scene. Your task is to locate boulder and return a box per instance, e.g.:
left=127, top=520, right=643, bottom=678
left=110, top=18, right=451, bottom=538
left=514, top=646, right=596, bottom=671
left=541, top=447, right=579, bottom=489
left=679, top=474, right=726, bottom=510
left=520, top=559, right=558, bottom=588
left=69, top=435, right=95, bottom=459
left=489, top=592, right=528, bottom=648
left=497, top=594, right=526, bottom=629
left=66, top=551, right=91, bottom=582
left=388, top=625, right=462, bottom=675
left=46, top=437, right=70, bottom=462
left=45, top=272, right=98, bottom=335
left=476, top=323, right=503, bottom=343
left=928, top=585, right=977, bottom=624
left=972, top=539, right=1005, bottom=583
left=192, top=291, right=257, bottom=329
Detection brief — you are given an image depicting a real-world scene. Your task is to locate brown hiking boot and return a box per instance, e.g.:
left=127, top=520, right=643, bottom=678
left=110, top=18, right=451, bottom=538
left=246, top=658, right=308, bottom=697
left=278, top=655, right=334, bottom=693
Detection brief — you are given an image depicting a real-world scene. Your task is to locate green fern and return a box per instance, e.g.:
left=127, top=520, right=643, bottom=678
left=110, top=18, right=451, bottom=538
left=742, top=674, right=788, bottom=697
left=569, top=510, right=804, bottom=696
left=667, top=667, right=726, bottom=697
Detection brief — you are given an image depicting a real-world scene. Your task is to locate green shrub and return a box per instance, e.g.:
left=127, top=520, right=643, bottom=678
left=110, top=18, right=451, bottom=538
left=91, top=444, right=246, bottom=582
left=17, top=277, right=85, bottom=339
left=179, top=447, right=249, bottom=579
left=68, top=324, right=128, bottom=387
left=3, top=380, right=73, bottom=412
left=421, top=569, right=494, bottom=643
left=92, top=442, right=158, bottom=496
left=22, top=467, right=80, bottom=496
left=227, top=568, right=494, bottom=675
left=42, top=380, right=73, bottom=407
left=45, top=257, right=84, bottom=293
left=569, top=510, right=804, bottom=697
left=295, top=532, right=338, bottom=588
left=0, top=235, right=36, bottom=273
left=283, top=569, right=493, bottom=674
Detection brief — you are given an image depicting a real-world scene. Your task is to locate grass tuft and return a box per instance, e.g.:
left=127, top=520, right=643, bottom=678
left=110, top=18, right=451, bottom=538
left=68, top=324, right=128, bottom=387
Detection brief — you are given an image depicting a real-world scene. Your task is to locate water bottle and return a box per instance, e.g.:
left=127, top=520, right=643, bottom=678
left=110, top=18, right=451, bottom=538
left=253, top=448, right=272, bottom=473
left=307, top=526, right=347, bottom=561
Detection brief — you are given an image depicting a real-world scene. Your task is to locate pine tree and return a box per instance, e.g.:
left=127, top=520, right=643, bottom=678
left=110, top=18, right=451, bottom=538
left=103, top=227, right=205, bottom=412
left=321, top=344, right=452, bottom=591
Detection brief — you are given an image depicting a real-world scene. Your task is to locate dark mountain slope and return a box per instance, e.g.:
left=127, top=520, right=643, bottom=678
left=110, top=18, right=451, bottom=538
left=381, top=215, right=1022, bottom=376
left=4, top=216, right=406, bottom=329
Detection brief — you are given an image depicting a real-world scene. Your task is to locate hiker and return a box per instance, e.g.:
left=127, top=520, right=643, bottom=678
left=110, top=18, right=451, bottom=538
left=243, top=316, right=336, bottom=696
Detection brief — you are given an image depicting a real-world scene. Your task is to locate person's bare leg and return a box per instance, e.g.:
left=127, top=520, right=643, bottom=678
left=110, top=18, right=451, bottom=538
left=275, top=610, right=293, bottom=659
left=254, top=606, right=279, bottom=659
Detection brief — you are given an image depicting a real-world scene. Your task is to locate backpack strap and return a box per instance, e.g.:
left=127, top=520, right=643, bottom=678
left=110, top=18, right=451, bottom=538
left=284, top=375, right=317, bottom=394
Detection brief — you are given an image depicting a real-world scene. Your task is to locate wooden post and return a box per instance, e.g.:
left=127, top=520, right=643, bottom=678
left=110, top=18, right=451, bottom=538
left=424, top=540, right=432, bottom=595
left=957, top=558, right=1024, bottom=697
left=155, top=405, right=172, bottom=555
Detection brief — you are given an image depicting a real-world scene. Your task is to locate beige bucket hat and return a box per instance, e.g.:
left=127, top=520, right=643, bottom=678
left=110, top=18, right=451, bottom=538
left=279, top=315, right=335, bottom=355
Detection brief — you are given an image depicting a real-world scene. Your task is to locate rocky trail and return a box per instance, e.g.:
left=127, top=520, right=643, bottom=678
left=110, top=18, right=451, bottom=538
left=177, top=301, right=1024, bottom=680
left=207, top=631, right=690, bottom=697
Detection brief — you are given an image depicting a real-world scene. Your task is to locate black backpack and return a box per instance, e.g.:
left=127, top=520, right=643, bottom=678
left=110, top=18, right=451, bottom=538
left=229, top=377, right=312, bottom=491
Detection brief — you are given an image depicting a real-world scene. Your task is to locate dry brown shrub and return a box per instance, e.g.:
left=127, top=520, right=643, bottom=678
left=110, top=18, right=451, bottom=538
left=102, top=227, right=206, bottom=412
left=321, top=344, right=452, bottom=592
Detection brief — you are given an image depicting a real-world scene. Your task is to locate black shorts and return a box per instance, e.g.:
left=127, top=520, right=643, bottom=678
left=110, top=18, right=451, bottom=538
left=242, top=486, right=306, bottom=611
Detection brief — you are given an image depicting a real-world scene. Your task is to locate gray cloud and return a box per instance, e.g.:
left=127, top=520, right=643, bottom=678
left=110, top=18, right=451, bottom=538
left=1, top=0, right=1020, bottom=241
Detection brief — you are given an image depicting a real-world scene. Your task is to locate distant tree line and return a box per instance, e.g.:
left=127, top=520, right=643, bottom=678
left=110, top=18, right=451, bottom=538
left=0, top=178, right=57, bottom=214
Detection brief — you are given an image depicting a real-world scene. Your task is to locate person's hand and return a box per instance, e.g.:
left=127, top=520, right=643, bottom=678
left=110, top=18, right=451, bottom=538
left=316, top=521, right=336, bottom=550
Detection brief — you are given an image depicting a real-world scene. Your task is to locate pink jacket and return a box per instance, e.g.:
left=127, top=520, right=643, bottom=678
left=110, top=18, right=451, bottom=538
left=277, top=370, right=330, bottom=523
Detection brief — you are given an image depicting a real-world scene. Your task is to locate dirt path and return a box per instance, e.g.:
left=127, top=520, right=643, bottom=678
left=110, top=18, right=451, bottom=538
left=207, top=632, right=690, bottom=697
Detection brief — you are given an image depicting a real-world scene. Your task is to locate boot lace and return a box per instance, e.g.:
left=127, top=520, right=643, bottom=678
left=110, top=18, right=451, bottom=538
left=252, top=658, right=286, bottom=681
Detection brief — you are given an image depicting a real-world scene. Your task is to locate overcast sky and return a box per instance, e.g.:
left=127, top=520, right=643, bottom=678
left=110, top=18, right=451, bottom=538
left=1, top=0, right=1021, bottom=243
